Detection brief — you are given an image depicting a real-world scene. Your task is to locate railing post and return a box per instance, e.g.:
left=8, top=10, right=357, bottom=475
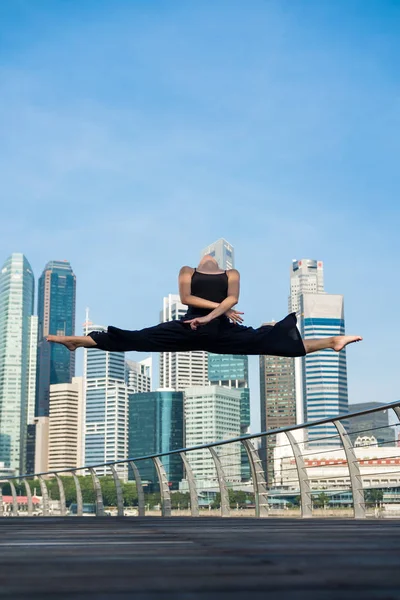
left=38, top=476, right=50, bottom=516
left=89, top=468, right=105, bottom=516
left=23, top=479, right=33, bottom=516
left=110, top=465, right=124, bottom=517
left=8, top=481, right=18, bottom=517
left=152, top=457, right=171, bottom=516
left=284, top=431, right=313, bottom=518
left=72, top=472, right=83, bottom=516
left=54, top=474, right=67, bottom=516
left=334, top=420, right=366, bottom=519
left=241, top=439, right=269, bottom=517
left=180, top=452, right=199, bottom=517
left=129, top=461, right=145, bottom=516
left=209, top=447, right=230, bottom=517
left=392, top=405, right=400, bottom=423
left=0, top=486, right=3, bottom=516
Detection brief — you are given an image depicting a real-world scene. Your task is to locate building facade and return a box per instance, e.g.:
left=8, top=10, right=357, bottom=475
left=184, top=385, right=241, bottom=483
left=126, top=357, right=152, bottom=393
left=48, top=376, right=84, bottom=472
left=128, top=390, right=184, bottom=490
left=274, top=429, right=400, bottom=490
left=84, top=323, right=129, bottom=482
left=289, top=258, right=324, bottom=426
left=347, top=402, right=395, bottom=447
left=289, top=259, right=324, bottom=314
left=36, top=260, right=76, bottom=418
left=300, top=294, right=348, bottom=445
left=259, top=347, right=296, bottom=483
left=208, top=353, right=250, bottom=480
left=0, top=253, right=35, bottom=473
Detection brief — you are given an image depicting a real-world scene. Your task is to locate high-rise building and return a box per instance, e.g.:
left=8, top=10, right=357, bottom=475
left=289, top=259, right=324, bottom=426
left=36, top=260, right=76, bottom=418
left=201, top=238, right=234, bottom=270
left=0, top=253, right=35, bottom=474
left=128, top=390, right=184, bottom=490
left=159, top=294, right=208, bottom=390
left=184, top=385, right=241, bottom=483
left=26, top=424, right=36, bottom=474
left=300, top=293, right=348, bottom=445
left=27, top=316, right=38, bottom=426
left=289, top=259, right=324, bottom=314
left=200, top=239, right=250, bottom=477
left=83, top=322, right=129, bottom=482
left=347, top=402, right=395, bottom=448
left=33, top=416, right=49, bottom=474
left=126, top=358, right=152, bottom=393
left=48, top=377, right=84, bottom=472
left=259, top=342, right=296, bottom=482
left=208, top=353, right=250, bottom=480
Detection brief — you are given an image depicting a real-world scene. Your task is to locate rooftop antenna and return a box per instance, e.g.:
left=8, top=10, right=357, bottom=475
left=85, top=307, right=90, bottom=335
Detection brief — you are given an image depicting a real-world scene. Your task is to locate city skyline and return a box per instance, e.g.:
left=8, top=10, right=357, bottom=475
left=0, top=244, right=388, bottom=439
left=1, top=1, right=398, bottom=433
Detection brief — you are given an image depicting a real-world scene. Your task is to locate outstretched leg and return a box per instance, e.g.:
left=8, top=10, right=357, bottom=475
left=47, top=335, right=97, bottom=351
left=304, top=335, right=362, bottom=355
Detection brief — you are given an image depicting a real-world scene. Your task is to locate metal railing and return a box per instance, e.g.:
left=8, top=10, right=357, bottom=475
left=1, top=400, right=400, bottom=519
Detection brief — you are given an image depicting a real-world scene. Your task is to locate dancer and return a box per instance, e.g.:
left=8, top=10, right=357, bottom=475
left=47, top=255, right=362, bottom=356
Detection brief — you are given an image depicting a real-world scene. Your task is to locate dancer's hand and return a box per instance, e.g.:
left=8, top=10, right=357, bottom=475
left=184, top=315, right=212, bottom=330
left=226, top=309, right=244, bottom=325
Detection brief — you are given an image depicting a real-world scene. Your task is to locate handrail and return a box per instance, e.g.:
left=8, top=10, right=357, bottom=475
left=2, top=400, right=399, bottom=483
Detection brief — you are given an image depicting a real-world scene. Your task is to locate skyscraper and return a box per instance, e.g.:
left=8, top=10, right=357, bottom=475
left=201, top=239, right=250, bottom=478
left=289, top=258, right=325, bottom=425
left=259, top=345, right=296, bottom=482
left=126, top=357, right=152, bottom=393
left=48, top=377, right=84, bottom=471
left=300, top=293, right=348, bottom=445
left=289, top=259, right=324, bottom=313
left=201, top=238, right=234, bottom=270
left=27, top=316, right=38, bottom=426
left=159, top=294, right=208, bottom=390
left=0, top=253, right=35, bottom=474
left=208, top=354, right=250, bottom=480
left=128, top=390, right=184, bottom=489
left=184, top=385, right=242, bottom=483
left=36, top=260, right=76, bottom=418
left=84, top=323, right=129, bottom=481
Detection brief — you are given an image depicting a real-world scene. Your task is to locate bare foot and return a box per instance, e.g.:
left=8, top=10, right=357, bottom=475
left=332, top=335, right=363, bottom=352
left=47, top=335, right=80, bottom=351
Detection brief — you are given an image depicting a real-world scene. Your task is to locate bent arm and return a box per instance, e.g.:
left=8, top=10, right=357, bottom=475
left=203, top=269, right=240, bottom=322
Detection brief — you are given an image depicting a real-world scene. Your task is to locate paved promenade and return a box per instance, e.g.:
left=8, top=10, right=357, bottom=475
left=0, top=517, right=399, bottom=599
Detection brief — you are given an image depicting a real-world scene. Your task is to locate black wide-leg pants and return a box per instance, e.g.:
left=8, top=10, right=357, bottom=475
left=88, top=313, right=306, bottom=357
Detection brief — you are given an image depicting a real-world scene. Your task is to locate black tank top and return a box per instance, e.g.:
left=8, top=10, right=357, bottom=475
left=185, top=269, right=228, bottom=318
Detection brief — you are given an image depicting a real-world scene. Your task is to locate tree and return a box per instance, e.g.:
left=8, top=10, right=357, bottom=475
left=365, top=489, right=384, bottom=507
left=122, top=482, right=138, bottom=506
left=171, top=492, right=190, bottom=509
left=211, top=489, right=253, bottom=509
left=313, top=492, right=330, bottom=509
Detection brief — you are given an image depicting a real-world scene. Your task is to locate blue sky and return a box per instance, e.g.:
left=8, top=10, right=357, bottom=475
left=1, top=0, right=399, bottom=431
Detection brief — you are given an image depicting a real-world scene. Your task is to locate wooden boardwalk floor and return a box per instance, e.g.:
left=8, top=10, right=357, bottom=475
left=0, top=517, right=399, bottom=599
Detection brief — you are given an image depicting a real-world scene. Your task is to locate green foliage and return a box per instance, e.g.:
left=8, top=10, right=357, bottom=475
left=364, top=489, right=384, bottom=506
left=9, top=475, right=138, bottom=508
left=171, top=492, right=190, bottom=509
left=211, top=489, right=253, bottom=509
left=313, top=492, right=330, bottom=508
